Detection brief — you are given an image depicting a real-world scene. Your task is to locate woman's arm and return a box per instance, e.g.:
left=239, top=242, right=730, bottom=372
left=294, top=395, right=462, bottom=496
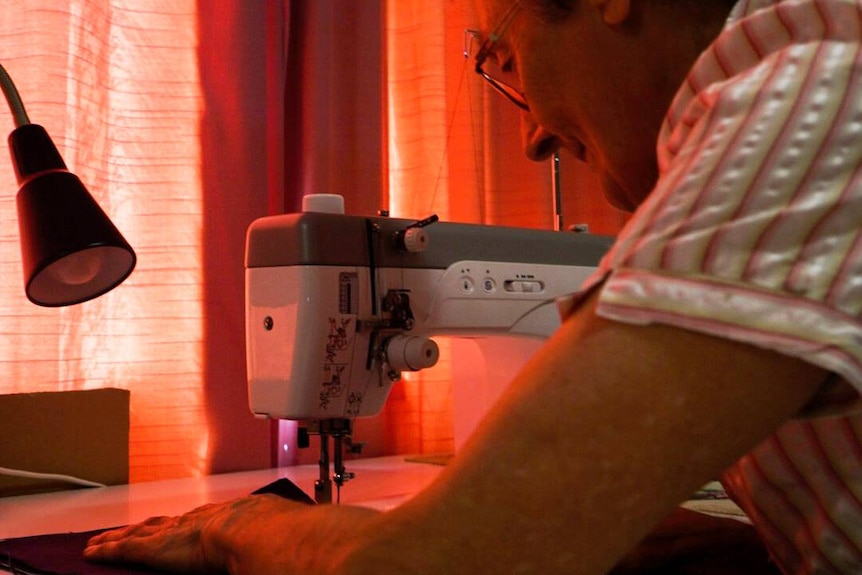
left=86, top=288, right=825, bottom=574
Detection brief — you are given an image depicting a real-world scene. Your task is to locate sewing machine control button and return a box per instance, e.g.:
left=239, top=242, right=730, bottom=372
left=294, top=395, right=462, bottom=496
left=482, top=278, right=496, bottom=293
left=459, top=277, right=475, bottom=293
left=504, top=280, right=543, bottom=293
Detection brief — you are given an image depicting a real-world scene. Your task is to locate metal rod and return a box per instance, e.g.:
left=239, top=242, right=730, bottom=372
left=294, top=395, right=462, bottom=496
left=0, top=64, right=30, bottom=127
left=333, top=434, right=355, bottom=504
left=314, top=435, right=332, bottom=504
left=552, top=152, right=563, bottom=231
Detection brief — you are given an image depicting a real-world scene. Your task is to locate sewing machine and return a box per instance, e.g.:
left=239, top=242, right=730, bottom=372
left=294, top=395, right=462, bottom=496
left=245, top=195, right=612, bottom=502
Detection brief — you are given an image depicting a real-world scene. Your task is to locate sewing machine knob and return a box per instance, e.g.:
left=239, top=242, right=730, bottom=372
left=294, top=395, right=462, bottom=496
left=385, top=335, right=439, bottom=371
left=400, top=227, right=428, bottom=252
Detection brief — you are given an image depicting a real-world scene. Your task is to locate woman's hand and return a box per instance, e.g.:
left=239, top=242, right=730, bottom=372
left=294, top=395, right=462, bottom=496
left=84, top=494, right=380, bottom=574
left=84, top=495, right=293, bottom=573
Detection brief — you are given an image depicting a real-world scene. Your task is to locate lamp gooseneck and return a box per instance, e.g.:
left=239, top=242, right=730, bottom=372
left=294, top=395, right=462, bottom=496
left=0, top=64, right=29, bottom=128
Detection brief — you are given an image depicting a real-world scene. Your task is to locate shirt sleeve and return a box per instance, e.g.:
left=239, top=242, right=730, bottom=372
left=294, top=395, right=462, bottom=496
left=562, top=16, right=862, bottom=409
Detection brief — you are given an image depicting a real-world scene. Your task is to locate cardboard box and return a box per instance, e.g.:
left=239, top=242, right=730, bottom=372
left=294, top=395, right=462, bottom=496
left=0, top=388, right=129, bottom=497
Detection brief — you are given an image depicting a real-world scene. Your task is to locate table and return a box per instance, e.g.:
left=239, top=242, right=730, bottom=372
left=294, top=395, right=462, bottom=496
left=1, top=458, right=761, bottom=574
left=0, top=456, right=443, bottom=540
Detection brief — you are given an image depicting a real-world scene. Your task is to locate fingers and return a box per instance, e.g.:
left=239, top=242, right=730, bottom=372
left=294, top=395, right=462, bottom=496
left=84, top=522, right=169, bottom=564
left=83, top=496, right=298, bottom=572
left=86, top=500, right=224, bottom=548
left=84, top=513, right=210, bottom=573
left=87, top=516, right=173, bottom=546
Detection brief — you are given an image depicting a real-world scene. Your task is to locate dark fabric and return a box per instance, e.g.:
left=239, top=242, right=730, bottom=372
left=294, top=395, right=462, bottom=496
left=250, top=477, right=315, bottom=504
left=0, top=477, right=314, bottom=575
left=0, top=529, right=160, bottom=575
left=608, top=507, right=783, bottom=575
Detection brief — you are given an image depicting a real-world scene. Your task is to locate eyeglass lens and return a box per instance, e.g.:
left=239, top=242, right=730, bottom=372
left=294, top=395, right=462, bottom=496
left=463, top=27, right=528, bottom=110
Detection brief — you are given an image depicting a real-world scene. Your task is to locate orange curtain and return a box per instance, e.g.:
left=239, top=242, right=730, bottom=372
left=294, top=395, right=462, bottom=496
left=0, top=1, right=279, bottom=482
left=0, top=0, right=624, bottom=482
left=385, top=2, right=627, bottom=230
left=0, top=1, right=208, bottom=482
left=383, top=0, right=627, bottom=455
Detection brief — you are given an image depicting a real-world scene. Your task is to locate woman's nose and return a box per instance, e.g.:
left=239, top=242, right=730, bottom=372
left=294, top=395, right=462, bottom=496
left=521, top=112, right=560, bottom=161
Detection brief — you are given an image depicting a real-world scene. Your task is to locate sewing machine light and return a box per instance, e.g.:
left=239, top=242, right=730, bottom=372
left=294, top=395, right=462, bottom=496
left=1, top=64, right=136, bottom=306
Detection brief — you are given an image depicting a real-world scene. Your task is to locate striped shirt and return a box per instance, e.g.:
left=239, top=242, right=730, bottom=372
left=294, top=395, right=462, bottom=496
left=559, top=0, right=862, bottom=572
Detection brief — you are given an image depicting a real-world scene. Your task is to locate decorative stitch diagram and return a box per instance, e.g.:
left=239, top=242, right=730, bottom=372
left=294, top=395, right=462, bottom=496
left=320, top=317, right=353, bottom=410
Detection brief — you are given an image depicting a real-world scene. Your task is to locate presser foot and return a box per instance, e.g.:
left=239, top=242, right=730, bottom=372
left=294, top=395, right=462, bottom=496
left=305, top=418, right=360, bottom=504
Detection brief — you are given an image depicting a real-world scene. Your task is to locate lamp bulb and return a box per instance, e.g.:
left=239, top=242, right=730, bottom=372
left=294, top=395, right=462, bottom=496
left=48, top=250, right=102, bottom=285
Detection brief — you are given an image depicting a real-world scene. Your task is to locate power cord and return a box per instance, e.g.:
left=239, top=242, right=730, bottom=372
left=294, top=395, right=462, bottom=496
left=0, top=466, right=106, bottom=489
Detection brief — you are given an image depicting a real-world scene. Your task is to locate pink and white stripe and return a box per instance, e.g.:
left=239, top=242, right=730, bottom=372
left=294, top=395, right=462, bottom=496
left=564, top=0, right=862, bottom=572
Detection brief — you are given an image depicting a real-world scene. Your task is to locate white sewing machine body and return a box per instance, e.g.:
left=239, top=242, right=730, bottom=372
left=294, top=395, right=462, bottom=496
left=245, top=210, right=612, bottom=423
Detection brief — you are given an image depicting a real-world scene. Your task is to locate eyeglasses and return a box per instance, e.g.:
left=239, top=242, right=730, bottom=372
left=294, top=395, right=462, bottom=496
left=463, top=2, right=529, bottom=111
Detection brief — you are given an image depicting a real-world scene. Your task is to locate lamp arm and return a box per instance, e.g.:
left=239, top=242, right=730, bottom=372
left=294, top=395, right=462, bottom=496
left=0, top=64, right=30, bottom=128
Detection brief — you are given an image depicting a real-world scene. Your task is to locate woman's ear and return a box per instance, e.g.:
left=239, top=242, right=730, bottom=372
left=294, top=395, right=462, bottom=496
left=589, top=0, right=631, bottom=26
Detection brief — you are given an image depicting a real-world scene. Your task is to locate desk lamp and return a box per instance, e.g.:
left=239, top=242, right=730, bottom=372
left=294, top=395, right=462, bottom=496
left=0, top=63, right=136, bottom=306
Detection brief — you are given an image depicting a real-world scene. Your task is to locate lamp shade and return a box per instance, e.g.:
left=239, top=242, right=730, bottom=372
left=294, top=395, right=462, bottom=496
left=10, top=124, right=136, bottom=306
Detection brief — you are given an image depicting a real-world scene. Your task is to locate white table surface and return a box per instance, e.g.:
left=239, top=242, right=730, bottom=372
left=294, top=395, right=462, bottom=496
left=0, top=456, right=443, bottom=541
